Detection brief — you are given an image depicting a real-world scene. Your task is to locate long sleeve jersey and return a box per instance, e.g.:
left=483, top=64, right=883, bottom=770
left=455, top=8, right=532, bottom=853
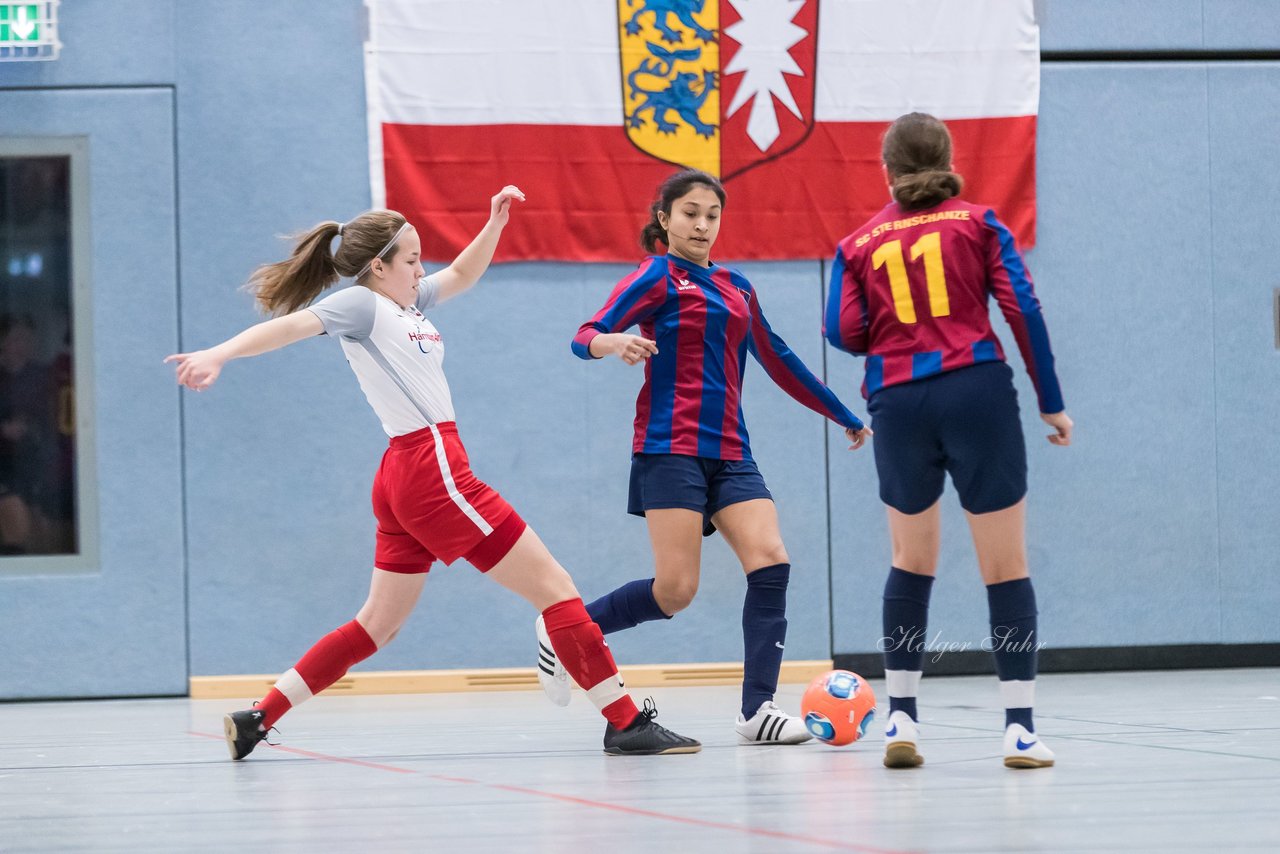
left=575, top=254, right=863, bottom=461
left=824, top=199, right=1064, bottom=414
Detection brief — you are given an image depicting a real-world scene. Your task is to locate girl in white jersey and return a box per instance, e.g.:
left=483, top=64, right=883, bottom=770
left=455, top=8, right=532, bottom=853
left=166, top=186, right=698, bottom=759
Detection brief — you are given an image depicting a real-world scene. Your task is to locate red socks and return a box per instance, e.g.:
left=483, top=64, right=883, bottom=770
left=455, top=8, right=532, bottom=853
left=257, top=620, right=378, bottom=728
left=255, top=606, right=637, bottom=733
left=542, top=598, right=639, bottom=730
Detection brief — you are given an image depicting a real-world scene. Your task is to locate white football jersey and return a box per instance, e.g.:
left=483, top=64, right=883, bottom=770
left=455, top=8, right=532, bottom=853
left=308, top=277, right=453, bottom=436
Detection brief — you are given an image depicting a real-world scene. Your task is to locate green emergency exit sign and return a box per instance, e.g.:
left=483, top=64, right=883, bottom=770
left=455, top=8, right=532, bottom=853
left=0, top=2, right=60, bottom=61
left=0, top=5, right=41, bottom=41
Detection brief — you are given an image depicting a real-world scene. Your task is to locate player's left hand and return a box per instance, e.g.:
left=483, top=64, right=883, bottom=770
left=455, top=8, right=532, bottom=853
left=845, top=425, right=873, bottom=450
left=489, top=185, right=526, bottom=228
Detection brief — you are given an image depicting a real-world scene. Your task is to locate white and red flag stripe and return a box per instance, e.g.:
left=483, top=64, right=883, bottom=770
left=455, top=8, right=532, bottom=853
left=365, top=0, right=1040, bottom=261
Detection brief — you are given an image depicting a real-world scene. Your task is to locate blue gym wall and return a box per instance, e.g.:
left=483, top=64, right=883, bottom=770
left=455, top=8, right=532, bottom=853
left=1, top=0, right=1276, bottom=698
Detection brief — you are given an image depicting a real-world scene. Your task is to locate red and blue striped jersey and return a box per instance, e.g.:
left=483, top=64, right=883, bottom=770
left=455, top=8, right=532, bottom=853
left=575, top=255, right=864, bottom=461
left=825, top=199, right=1064, bottom=414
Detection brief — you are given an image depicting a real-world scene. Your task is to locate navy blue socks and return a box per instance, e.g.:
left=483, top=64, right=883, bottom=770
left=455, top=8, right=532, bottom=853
left=586, top=566, right=793, bottom=721
left=882, top=566, right=934, bottom=721
left=987, top=577, right=1039, bottom=731
left=741, top=563, right=790, bottom=720
left=584, top=578, right=670, bottom=635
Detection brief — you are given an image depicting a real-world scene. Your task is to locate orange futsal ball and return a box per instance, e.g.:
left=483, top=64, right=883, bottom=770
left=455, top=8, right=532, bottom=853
left=801, top=670, right=877, bottom=745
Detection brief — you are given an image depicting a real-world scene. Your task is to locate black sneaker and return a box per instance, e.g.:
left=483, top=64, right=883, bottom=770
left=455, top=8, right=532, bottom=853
left=224, top=709, right=270, bottom=760
left=603, top=699, right=701, bottom=755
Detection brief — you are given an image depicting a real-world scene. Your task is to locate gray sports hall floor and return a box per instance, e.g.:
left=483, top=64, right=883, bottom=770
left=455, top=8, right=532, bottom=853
left=2, top=668, right=1277, bottom=853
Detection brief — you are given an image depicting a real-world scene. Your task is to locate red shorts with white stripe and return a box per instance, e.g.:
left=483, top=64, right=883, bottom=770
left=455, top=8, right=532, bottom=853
left=372, top=422, right=526, bottom=574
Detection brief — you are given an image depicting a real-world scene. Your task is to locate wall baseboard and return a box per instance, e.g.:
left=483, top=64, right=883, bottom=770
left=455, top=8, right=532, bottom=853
left=190, top=644, right=1280, bottom=699
left=188, top=659, right=834, bottom=700
left=834, top=643, right=1280, bottom=678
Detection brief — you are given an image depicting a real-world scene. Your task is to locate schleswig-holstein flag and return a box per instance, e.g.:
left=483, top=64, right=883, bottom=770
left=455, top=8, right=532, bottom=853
left=364, top=0, right=1039, bottom=261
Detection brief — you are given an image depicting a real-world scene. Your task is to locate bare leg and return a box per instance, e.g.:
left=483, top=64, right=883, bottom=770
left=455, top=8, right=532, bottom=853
left=711, top=498, right=789, bottom=574
left=644, top=508, right=706, bottom=615
left=886, top=500, right=942, bottom=577
left=355, top=569, right=428, bottom=648
left=483, top=525, right=580, bottom=609
left=963, top=498, right=1028, bottom=585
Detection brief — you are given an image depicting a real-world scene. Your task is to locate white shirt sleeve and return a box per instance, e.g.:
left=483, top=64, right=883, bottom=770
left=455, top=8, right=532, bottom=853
left=416, top=275, right=441, bottom=312
left=307, top=285, right=377, bottom=340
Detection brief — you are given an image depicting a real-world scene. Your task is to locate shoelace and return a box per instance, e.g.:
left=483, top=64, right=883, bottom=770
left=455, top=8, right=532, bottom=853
left=639, top=697, right=659, bottom=722
left=251, top=701, right=281, bottom=746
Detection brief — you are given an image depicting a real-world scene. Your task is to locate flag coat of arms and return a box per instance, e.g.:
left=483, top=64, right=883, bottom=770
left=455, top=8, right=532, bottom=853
left=366, top=0, right=1039, bottom=261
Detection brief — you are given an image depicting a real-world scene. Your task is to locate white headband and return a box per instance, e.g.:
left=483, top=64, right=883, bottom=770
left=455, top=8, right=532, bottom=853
left=355, top=222, right=411, bottom=279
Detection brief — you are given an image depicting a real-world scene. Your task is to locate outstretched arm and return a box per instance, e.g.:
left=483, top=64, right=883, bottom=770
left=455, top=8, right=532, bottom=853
left=165, top=310, right=323, bottom=391
left=432, top=185, right=526, bottom=304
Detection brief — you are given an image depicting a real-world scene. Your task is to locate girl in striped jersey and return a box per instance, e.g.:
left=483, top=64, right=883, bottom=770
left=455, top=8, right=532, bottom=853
left=826, top=113, right=1073, bottom=769
left=167, top=186, right=699, bottom=759
left=535, top=170, right=873, bottom=744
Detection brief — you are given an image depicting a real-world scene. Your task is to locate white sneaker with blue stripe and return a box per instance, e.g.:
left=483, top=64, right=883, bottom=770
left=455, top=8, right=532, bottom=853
left=883, top=710, right=924, bottom=768
left=1003, top=723, right=1055, bottom=768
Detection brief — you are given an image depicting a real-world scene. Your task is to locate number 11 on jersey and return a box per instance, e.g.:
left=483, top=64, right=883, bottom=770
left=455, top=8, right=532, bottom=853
left=871, top=231, right=951, bottom=324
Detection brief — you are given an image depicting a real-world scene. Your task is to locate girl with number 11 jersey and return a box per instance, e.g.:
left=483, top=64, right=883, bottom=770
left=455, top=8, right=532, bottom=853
left=826, top=113, right=1073, bottom=770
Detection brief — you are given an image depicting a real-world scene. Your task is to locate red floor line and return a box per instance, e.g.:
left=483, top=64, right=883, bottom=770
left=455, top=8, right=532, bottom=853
left=187, top=731, right=415, bottom=774
left=485, top=781, right=909, bottom=854
left=428, top=774, right=482, bottom=784
left=188, top=731, right=913, bottom=854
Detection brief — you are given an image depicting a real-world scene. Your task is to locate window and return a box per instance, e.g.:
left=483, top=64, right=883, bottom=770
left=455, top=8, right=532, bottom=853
left=0, top=138, right=91, bottom=564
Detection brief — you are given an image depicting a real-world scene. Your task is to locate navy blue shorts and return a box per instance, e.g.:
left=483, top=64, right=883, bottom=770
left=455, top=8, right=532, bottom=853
left=868, top=361, right=1027, bottom=515
left=628, top=453, right=773, bottom=537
